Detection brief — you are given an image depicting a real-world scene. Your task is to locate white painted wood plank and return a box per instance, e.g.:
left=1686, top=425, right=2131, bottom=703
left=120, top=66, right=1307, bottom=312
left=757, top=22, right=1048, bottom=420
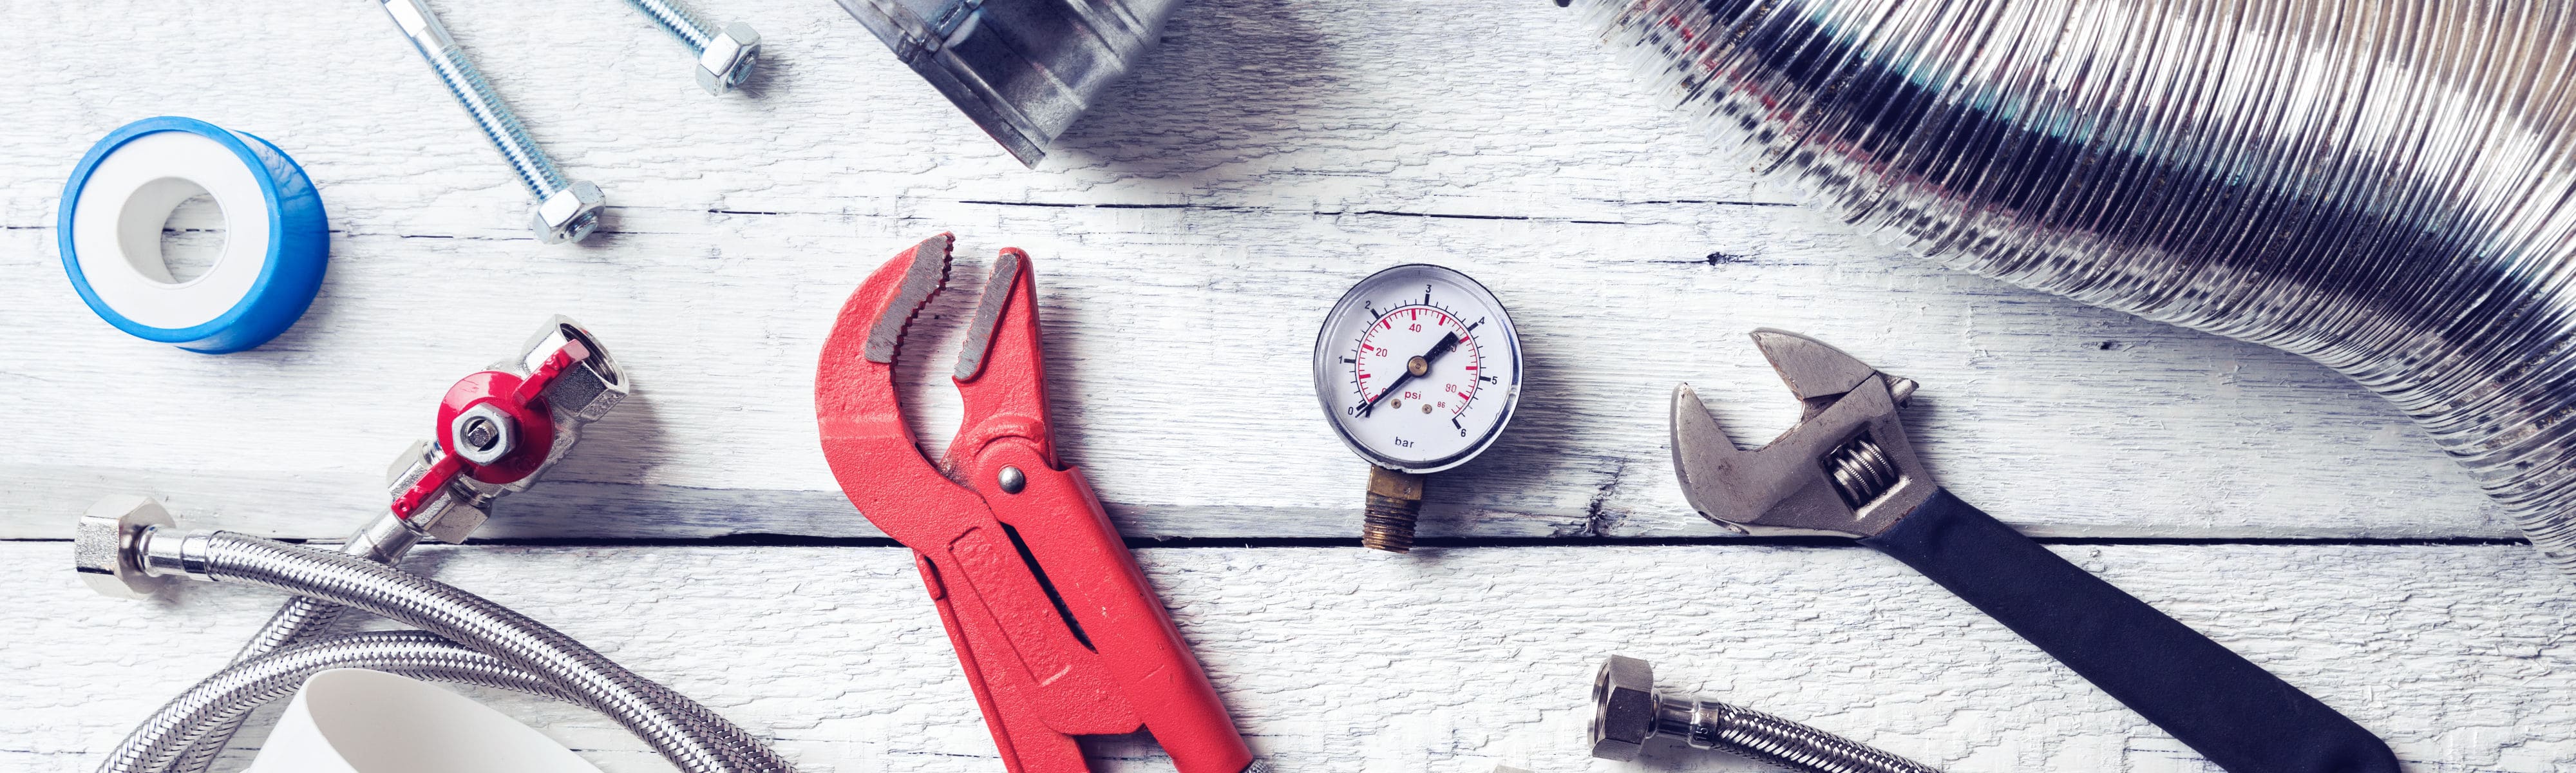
left=6, top=541, right=2571, bottom=772
left=0, top=0, right=2506, bottom=539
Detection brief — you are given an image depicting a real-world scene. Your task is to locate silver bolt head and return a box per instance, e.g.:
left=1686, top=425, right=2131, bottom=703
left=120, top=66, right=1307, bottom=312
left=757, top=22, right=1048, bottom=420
left=1589, top=655, right=1658, bottom=761
left=696, top=23, right=761, bottom=95
left=998, top=466, right=1027, bottom=494
left=531, top=181, right=605, bottom=243
left=74, top=495, right=175, bottom=600
left=450, top=403, right=518, bottom=466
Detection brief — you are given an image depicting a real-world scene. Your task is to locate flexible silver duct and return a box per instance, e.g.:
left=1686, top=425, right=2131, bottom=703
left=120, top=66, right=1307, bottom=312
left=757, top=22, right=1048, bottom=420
left=97, top=531, right=791, bottom=773
left=1581, top=0, right=2576, bottom=571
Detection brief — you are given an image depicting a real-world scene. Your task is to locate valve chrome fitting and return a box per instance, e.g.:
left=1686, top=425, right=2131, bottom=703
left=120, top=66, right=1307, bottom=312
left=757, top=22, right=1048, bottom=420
left=390, top=316, right=628, bottom=544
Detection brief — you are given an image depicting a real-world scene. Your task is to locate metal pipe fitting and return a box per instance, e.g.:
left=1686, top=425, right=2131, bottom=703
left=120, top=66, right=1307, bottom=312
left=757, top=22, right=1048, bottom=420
left=1590, top=655, right=1938, bottom=773
left=155, top=315, right=629, bottom=773
left=73, top=496, right=175, bottom=600
left=379, top=0, right=605, bottom=243
left=618, top=0, right=762, bottom=95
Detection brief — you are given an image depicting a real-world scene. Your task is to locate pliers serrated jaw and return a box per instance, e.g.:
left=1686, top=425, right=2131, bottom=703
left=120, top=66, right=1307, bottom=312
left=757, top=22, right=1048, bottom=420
left=816, top=233, right=1262, bottom=773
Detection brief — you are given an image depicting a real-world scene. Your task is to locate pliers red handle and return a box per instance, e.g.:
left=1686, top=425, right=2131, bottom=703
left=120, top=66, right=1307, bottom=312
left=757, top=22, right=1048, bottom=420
left=816, top=234, right=1262, bottom=773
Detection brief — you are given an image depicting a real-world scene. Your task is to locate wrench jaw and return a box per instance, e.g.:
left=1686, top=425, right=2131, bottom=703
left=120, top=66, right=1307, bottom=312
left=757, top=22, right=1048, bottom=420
left=1669, top=334, right=1940, bottom=539
left=816, top=233, right=996, bottom=546
left=1751, top=328, right=1880, bottom=405
left=944, top=249, right=1061, bottom=475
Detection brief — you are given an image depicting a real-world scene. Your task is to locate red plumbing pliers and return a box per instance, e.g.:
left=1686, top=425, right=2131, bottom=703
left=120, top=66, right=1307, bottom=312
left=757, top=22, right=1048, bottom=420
left=815, top=234, right=1264, bottom=773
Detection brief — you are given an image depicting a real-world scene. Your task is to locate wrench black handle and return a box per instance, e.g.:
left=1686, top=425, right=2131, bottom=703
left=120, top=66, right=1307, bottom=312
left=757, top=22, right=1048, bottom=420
left=1858, top=488, right=2397, bottom=773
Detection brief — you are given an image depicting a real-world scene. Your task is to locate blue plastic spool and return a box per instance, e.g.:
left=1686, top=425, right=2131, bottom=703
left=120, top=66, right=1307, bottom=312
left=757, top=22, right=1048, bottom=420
left=59, top=117, right=328, bottom=354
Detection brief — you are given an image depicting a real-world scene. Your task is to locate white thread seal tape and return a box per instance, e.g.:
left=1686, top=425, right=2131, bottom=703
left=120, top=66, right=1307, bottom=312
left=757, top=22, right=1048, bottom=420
left=59, top=117, right=328, bottom=354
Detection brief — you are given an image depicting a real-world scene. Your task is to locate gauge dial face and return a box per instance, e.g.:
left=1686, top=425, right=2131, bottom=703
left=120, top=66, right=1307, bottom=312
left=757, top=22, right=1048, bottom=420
left=1312, top=264, right=1522, bottom=473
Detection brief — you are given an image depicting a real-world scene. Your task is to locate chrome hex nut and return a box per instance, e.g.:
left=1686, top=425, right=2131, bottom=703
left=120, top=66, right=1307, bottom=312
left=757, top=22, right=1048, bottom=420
left=530, top=181, right=605, bottom=243
left=74, top=495, right=175, bottom=599
left=696, top=23, right=761, bottom=95
left=1589, top=655, right=1660, bottom=761
left=450, top=403, right=518, bottom=466
left=385, top=441, right=492, bottom=544
left=405, top=484, right=491, bottom=544
left=516, top=317, right=628, bottom=424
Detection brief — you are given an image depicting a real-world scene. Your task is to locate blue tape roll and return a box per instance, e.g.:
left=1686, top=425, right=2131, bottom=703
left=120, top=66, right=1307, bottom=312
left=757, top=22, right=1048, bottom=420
left=59, top=117, right=328, bottom=354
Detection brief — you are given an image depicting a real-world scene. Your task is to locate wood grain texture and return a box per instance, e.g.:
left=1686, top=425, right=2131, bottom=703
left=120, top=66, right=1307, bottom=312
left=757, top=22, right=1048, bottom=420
left=0, top=0, right=2514, bottom=541
left=6, top=541, right=2571, bottom=772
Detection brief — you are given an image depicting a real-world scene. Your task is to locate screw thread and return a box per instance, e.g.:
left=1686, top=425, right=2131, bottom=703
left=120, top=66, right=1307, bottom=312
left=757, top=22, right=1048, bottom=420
left=1361, top=491, right=1418, bottom=552
left=624, top=0, right=715, bottom=50
left=424, top=45, right=569, bottom=200
left=1683, top=699, right=1941, bottom=773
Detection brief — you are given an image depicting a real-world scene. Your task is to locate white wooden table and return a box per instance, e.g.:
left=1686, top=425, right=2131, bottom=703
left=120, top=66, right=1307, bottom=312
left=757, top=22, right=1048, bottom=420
left=6, top=1, right=2572, bottom=771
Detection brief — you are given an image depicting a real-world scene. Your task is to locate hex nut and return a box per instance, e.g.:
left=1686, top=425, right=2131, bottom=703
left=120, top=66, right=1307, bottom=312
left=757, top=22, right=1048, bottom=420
left=510, top=318, right=627, bottom=425
left=1589, top=655, right=1659, bottom=761
left=450, top=403, right=518, bottom=466
left=74, top=495, right=175, bottom=599
left=530, top=181, right=605, bottom=243
left=696, top=23, right=761, bottom=95
left=408, top=490, right=491, bottom=545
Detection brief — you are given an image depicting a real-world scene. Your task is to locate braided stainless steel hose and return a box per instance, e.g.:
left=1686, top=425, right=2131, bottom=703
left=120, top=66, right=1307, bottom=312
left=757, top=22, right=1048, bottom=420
left=102, top=631, right=572, bottom=773
left=1664, top=699, right=1941, bottom=773
left=164, top=515, right=421, bottom=773
left=1591, top=656, right=1938, bottom=773
left=88, top=520, right=791, bottom=773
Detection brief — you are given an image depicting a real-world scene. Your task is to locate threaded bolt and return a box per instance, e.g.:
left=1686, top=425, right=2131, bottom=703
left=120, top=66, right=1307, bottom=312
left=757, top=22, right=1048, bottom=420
left=620, top=0, right=763, bottom=95
left=379, top=0, right=604, bottom=243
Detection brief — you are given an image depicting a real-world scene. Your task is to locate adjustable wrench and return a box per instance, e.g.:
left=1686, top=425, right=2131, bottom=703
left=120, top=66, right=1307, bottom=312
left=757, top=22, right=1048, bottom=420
left=1669, top=329, right=2396, bottom=773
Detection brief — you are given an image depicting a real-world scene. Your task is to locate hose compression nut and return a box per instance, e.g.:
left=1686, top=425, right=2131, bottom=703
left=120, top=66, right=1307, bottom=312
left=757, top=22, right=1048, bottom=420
left=75, top=495, right=175, bottom=599
left=1590, top=654, right=1660, bottom=761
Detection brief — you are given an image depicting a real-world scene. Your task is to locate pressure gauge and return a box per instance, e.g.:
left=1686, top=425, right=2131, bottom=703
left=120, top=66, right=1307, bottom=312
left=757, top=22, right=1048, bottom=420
left=1311, top=264, right=1522, bottom=551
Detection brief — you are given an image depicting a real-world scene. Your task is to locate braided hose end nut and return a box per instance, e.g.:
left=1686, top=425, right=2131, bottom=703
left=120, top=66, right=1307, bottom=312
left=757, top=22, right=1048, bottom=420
left=696, top=23, right=762, bottom=95
left=1590, top=654, right=1658, bottom=760
left=75, top=495, right=175, bottom=599
left=530, top=181, right=604, bottom=244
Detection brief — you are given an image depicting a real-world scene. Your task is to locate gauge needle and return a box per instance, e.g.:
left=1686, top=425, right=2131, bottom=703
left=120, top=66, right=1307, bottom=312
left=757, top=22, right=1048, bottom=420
left=1358, top=331, right=1461, bottom=417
